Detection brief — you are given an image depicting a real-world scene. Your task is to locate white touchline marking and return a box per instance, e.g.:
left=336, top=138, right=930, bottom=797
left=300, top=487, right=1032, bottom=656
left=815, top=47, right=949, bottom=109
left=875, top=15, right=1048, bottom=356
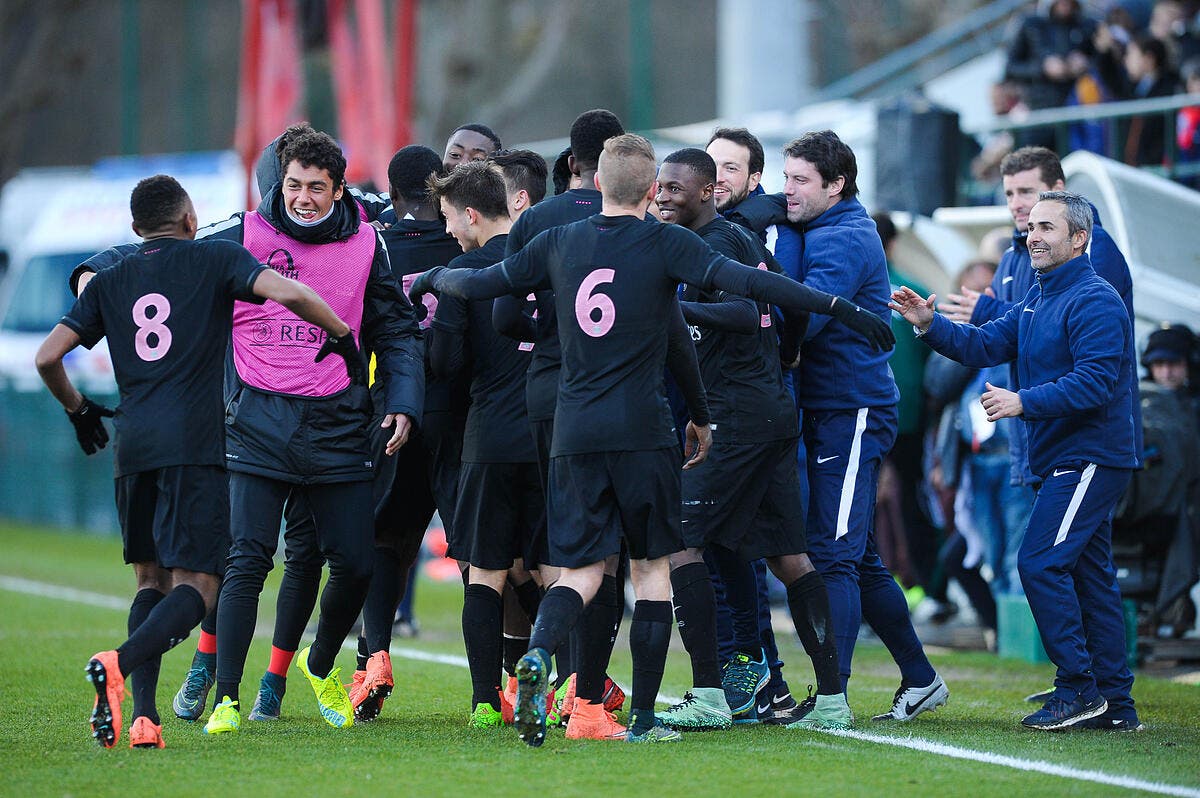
left=819, top=728, right=1200, bottom=798
left=5, top=574, right=1199, bottom=797
left=0, top=575, right=130, bottom=611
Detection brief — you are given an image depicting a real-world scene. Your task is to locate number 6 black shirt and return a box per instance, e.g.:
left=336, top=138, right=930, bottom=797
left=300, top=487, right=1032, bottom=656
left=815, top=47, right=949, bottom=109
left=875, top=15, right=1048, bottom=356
left=485, top=215, right=724, bottom=457
left=61, top=237, right=266, bottom=477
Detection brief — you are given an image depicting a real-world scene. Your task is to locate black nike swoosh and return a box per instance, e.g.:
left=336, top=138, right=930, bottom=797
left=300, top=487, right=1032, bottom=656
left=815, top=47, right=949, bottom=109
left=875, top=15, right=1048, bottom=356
left=904, top=689, right=938, bottom=716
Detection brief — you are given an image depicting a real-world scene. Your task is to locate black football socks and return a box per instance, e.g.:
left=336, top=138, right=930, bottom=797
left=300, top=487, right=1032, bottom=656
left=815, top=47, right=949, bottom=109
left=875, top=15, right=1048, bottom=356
left=126, top=588, right=165, bottom=724
left=669, top=562, right=723, bottom=689
left=118, top=584, right=206, bottom=684
left=512, top=578, right=541, bottom=624
left=711, top=551, right=765, bottom=657
left=575, top=575, right=622, bottom=703
left=356, top=635, right=370, bottom=672
left=529, top=586, right=585, bottom=655
left=463, top=583, right=504, bottom=710
left=785, top=571, right=841, bottom=695
left=628, top=599, right=673, bottom=735
left=502, top=583, right=533, bottom=676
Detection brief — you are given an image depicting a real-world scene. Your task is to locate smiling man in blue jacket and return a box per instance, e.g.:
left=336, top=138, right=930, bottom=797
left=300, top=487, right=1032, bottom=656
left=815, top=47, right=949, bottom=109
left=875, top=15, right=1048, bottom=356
left=891, top=190, right=1140, bottom=732
left=738, top=131, right=947, bottom=722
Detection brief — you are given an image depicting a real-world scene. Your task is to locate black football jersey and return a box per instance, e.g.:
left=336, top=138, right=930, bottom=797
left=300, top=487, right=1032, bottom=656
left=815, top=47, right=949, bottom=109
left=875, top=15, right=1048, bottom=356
left=499, top=215, right=731, bottom=456
left=688, top=217, right=796, bottom=443
left=61, top=237, right=265, bottom=476
left=381, top=218, right=465, bottom=416
left=503, top=187, right=605, bottom=421
left=431, top=235, right=536, bottom=463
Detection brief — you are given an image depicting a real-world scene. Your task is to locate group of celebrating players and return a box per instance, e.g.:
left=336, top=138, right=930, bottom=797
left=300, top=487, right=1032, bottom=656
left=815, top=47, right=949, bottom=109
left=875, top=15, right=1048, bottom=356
left=39, top=107, right=958, bottom=750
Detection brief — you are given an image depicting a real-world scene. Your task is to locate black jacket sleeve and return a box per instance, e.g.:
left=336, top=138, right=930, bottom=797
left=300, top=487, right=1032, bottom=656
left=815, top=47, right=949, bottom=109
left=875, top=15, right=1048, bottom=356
left=428, top=297, right=469, bottom=381
left=679, top=293, right=759, bottom=334
left=708, top=259, right=840, bottom=315
left=665, top=298, right=709, bottom=427
left=361, top=237, right=425, bottom=421
left=725, top=193, right=787, bottom=234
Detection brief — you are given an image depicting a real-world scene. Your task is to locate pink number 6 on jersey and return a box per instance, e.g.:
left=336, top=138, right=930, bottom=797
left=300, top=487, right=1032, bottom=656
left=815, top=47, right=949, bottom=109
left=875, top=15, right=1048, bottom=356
left=575, top=268, right=616, bottom=338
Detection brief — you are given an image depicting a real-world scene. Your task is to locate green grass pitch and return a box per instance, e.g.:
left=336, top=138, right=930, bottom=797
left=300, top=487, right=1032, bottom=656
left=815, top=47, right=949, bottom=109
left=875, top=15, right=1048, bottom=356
left=0, top=521, right=1197, bottom=798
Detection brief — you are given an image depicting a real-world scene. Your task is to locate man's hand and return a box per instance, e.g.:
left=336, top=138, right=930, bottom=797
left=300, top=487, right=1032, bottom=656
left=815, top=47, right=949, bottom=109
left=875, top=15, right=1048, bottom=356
left=315, top=331, right=368, bottom=385
left=830, top=298, right=895, bottom=351
left=939, top=285, right=993, bottom=323
left=407, top=267, right=446, bottom=312
left=981, top=381, right=1023, bottom=421
left=381, top=413, right=413, bottom=455
left=67, top=395, right=115, bottom=455
left=683, top=421, right=712, bottom=470
left=1042, top=54, right=1067, bottom=80
left=888, top=287, right=937, bottom=332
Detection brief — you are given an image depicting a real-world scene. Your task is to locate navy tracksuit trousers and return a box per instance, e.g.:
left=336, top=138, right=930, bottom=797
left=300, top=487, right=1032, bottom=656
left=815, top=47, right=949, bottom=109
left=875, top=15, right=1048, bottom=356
left=1019, top=463, right=1136, bottom=718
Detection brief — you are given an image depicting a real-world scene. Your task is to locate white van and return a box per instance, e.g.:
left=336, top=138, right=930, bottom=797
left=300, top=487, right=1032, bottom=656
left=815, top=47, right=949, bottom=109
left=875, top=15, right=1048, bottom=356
left=0, top=151, right=246, bottom=392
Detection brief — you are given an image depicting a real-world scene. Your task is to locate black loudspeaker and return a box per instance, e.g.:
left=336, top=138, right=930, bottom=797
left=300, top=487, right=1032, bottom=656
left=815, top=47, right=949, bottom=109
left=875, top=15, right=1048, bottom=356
left=874, top=97, right=961, bottom=217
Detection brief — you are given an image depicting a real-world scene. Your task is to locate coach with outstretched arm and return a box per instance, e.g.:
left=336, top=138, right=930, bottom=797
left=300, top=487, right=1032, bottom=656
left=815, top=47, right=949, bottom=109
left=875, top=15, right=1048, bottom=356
left=890, top=190, right=1140, bottom=732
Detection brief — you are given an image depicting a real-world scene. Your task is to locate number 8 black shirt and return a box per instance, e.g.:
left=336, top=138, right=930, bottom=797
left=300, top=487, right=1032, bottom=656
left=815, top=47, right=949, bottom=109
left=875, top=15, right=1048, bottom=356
left=61, top=237, right=266, bottom=477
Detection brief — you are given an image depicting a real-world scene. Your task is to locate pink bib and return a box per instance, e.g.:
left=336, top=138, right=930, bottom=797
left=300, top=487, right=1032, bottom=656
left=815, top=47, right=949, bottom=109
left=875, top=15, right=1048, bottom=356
left=233, top=211, right=375, bottom=396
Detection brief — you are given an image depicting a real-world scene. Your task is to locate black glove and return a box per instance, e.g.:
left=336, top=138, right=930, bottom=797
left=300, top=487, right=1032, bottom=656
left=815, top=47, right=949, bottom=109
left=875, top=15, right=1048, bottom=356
left=315, top=331, right=368, bottom=386
left=67, top=395, right=115, bottom=455
left=778, top=309, right=808, bottom=370
left=407, top=267, right=446, bottom=311
left=830, top=297, right=896, bottom=351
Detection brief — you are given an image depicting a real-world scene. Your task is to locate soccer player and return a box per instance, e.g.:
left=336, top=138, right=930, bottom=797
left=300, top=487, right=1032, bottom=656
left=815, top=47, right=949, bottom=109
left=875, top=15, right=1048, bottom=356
left=491, top=147, right=549, bottom=702
left=409, top=134, right=893, bottom=746
left=493, top=149, right=548, bottom=219
left=69, top=126, right=406, bottom=726
left=653, top=148, right=850, bottom=731
left=347, top=144, right=467, bottom=722
left=199, top=127, right=424, bottom=734
left=424, top=161, right=545, bottom=729
left=36, top=174, right=361, bottom=749
left=442, top=123, right=502, bottom=173
left=489, top=110, right=632, bottom=732
left=726, top=131, right=947, bottom=721
left=550, top=147, right=577, bottom=196
left=704, top=126, right=802, bottom=722
left=890, top=191, right=1139, bottom=731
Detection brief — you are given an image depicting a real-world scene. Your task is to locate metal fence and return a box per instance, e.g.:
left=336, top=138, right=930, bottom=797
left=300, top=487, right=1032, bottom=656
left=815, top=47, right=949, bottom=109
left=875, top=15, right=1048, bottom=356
left=963, top=92, right=1200, bottom=184
left=0, top=386, right=120, bottom=533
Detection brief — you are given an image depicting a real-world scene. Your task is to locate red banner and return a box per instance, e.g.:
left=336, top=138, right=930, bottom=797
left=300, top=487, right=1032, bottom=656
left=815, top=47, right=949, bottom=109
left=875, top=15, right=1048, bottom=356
left=235, top=0, right=303, bottom=208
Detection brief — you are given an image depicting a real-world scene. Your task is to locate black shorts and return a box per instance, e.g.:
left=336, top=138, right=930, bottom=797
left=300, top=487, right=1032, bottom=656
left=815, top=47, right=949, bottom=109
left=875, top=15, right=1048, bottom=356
left=423, top=411, right=465, bottom=543
left=527, top=418, right=554, bottom=566
left=547, top=447, right=682, bottom=568
left=681, top=437, right=807, bottom=560
left=449, top=461, right=544, bottom=570
left=115, top=465, right=231, bottom=575
left=372, top=418, right=436, bottom=555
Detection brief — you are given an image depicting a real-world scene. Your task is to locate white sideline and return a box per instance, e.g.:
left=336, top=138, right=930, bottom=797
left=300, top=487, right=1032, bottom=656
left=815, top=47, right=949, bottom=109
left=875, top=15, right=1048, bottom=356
left=4, top=574, right=1199, bottom=798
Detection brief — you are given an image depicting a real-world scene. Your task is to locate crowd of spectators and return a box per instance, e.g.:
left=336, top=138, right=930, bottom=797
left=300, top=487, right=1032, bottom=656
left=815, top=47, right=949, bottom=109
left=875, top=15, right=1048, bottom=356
left=974, top=0, right=1200, bottom=188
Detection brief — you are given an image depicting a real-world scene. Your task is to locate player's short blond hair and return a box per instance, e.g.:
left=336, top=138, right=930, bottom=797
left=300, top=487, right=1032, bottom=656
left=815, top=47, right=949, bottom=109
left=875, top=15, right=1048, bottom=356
left=597, top=134, right=657, bottom=206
